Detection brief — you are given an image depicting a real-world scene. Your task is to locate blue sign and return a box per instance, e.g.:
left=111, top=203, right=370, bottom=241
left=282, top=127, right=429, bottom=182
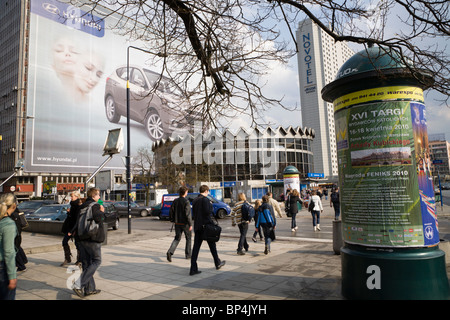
left=307, top=173, right=324, bottom=178
left=31, top=0, right=105, bottom=37
left=220, top=181, right=237, bottom=188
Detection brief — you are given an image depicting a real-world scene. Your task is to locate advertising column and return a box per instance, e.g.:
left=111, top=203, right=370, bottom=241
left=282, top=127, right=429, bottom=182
left=322, top=47, right=449, bottom=299
left=283, top=165, right=300, bottom=195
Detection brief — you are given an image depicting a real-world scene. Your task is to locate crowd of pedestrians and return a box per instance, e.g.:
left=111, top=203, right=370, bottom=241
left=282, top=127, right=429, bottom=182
left=1, top=184, right=340, bottom=300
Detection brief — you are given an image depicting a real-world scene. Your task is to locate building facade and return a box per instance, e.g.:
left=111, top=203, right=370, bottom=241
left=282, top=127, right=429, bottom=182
left=152, top=126, right=315, bottom=202
left=296, top=18, right=354, bottom=180
left=429, top=138, right=450, bottom=178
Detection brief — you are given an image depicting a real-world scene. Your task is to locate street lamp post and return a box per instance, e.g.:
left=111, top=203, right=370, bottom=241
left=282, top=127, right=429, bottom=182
left=126, top=46, right=166, bottom=234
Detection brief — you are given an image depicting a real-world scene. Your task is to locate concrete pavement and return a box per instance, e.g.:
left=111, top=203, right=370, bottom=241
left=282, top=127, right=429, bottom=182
left=14, top=203, right=450, bottom=302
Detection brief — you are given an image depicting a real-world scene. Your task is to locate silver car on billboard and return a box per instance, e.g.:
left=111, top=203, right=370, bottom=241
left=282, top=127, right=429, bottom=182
left=104, top=66, right=201, bottom=141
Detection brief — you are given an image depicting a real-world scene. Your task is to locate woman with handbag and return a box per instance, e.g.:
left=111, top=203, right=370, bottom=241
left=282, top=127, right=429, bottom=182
left=255, top=195, right=276, bottom=255
left=310, top=190, right=323, bottom=231
left=189, top=185, right=225, bottom=276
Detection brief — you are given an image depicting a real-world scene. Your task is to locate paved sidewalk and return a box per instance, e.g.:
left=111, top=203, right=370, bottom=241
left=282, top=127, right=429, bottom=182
left=14, top=203, right=450, bottom=302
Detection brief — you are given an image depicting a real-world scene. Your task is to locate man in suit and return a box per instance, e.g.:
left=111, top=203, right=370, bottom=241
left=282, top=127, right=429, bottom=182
left=189, top=185, right=226, bottom=275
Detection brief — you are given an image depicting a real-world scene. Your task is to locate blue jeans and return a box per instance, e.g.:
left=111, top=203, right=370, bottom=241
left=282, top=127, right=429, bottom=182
left=78, top=241, right=102, bottom=293
left=0, top=261, right=15, bottom=300
left=291, top=212, right=297, bottom=229
left=311, top=210, right=321, bottom=226
left=261, top=223, right=272, bottom=248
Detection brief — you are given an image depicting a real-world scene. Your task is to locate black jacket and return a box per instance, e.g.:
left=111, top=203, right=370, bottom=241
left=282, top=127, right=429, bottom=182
left=62, top=199, right=81, bottom=234
left=287, top=195, right=302, bottom=214
left=169, top=197, right=192, bottom=226
left=76, top=198, right=105, bottom=243
left=192, top=194, right=214, bottom=232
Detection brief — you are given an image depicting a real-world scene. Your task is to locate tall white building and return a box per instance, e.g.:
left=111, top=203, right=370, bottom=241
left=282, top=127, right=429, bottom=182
left=296, top=19, right=354, bottom=180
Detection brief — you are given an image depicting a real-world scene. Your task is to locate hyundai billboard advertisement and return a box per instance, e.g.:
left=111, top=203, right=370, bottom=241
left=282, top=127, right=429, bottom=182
left=25, top=0, right=199, bottom=173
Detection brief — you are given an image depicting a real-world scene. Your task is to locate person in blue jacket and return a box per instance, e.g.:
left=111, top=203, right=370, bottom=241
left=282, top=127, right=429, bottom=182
left=255, top=195, right=276, bottom=255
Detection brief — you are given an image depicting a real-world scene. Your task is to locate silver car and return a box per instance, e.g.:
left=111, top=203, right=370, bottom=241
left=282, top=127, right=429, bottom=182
left=104, top=66, right=201, bottom=141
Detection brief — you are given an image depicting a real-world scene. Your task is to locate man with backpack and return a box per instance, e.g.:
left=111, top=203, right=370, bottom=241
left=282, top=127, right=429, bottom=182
left=330, top=187, right=340, bottom=220
left=71, top=187, right=104, bottom=298
left=231, top=193, right=254, bottom=255
left=167, top=186, right=192, bottom=262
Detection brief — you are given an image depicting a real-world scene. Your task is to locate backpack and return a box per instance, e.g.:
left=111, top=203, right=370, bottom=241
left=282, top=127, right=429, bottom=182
left=331, top=191, right=339, bottom=203
left=77, top=202, right=99, bottom=240
left=241, top=201, right=255, bottom=221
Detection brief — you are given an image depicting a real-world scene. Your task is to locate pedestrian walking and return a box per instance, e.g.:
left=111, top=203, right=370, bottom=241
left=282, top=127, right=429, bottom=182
left=255, top=195, right=276, bottom=255
left=167, top=186, right=192, bottom=262
left=72, top=187, right=105, bottom=298
left=190, top=185, right=225, bottom=276
left=0, top=194, right=18, bottom=300
left=231, top=193, right=251, bottom=255
left=252, top=200, right=263, bottom=242
left=267, top=192, right=283, bottom=218
left=330, top=187, right=340, bottom=220
left=10, top=206, right=28, bottom=272
left=61, top=190, right=82, bottom=266
left=310, top=190, right=323, bottom=231
left=286, top=189, right=302, bottom=232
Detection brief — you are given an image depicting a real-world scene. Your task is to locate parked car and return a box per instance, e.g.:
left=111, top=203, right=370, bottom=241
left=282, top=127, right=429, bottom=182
left=110, top=201, right=152, bottom=217
left=160, top=193, right=231, bottom=220
left=18, top=200, right=58, bottom=216
left=102, top=202, right=120, bottom=230
left=150, top=203, right=162, bottom=217
left=26, top=204, right=70, bottom=221
left=104, top=65, right=202, bottom=141
left=441, top=182, right=450, bottom=190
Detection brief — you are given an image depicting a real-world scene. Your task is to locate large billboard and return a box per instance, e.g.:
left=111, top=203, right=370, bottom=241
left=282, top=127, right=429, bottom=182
left=25, top=0, right=198, bottom=173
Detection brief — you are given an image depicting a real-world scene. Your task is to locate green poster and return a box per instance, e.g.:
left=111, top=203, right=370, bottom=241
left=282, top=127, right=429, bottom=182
left=336, top=100, right=426, bottom=247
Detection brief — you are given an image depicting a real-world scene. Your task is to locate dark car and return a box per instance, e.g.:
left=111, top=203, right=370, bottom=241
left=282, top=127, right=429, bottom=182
left=110, top=201, right=152, bottom=217
left=150, top=203, right=161, bottom=217
left=26, top=204, right=70, bottom=221
left=18, top=200, right=58, bottom=216
left=102, top=202, right=120, bottom=230
left=104, top=65, right=202, bottom=141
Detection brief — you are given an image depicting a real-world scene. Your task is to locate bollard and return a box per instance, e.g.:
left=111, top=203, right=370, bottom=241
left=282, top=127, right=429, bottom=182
left=332, top=220, right=343, bottom=255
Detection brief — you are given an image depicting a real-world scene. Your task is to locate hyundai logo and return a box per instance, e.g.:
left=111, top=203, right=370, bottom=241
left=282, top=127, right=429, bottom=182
left=42, top=3, right=60, bottom=15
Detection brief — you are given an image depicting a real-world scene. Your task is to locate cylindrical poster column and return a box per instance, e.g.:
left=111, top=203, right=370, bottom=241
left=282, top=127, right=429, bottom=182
left=322, top=47, right=449, bottom=300
left=283, top=165, right=300, bottom=195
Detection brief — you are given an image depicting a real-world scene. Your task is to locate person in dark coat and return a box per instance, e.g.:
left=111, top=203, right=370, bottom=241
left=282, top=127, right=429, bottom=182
left=189, top=185, right=225, bottom=275
left=9, top=207, right=28, bottom=272
left=72, top=187, right=105, bottom=298
left=287, top=189, right=302, bottom=231
left=167, top=186, right=192, bottom=261
left=61, top=190, right=82, bottom=266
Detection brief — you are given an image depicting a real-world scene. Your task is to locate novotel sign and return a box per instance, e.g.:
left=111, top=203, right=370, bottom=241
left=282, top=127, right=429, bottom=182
left=302, top=33, right=316, bottom=92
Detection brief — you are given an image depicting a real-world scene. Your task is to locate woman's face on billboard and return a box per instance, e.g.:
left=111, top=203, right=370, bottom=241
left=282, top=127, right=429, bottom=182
left=52, top=38, right=80, bottom=76
left=74, top=53, right=104, bottom=94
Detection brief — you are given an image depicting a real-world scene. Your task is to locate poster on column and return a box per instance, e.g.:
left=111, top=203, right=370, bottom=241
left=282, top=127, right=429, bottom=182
left=334, top=86, right=439, bottom=248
